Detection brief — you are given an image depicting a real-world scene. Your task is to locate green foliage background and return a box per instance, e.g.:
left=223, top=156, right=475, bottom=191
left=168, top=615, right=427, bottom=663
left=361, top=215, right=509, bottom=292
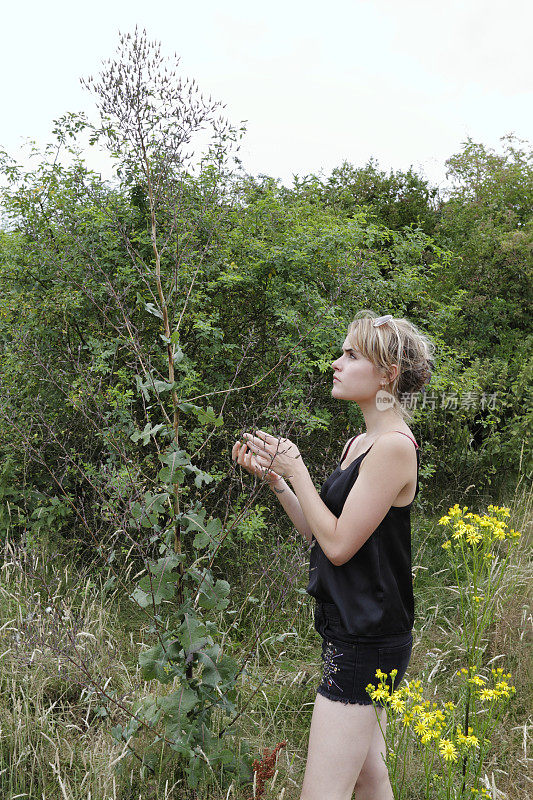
left=1, top=131, right=531, bottom=558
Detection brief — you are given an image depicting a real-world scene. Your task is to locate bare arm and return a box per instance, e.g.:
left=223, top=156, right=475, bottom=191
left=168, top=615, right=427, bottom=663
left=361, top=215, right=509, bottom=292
left=268, top=478, right=314, bottom=544
left=267, top=435, right=360, bottom=545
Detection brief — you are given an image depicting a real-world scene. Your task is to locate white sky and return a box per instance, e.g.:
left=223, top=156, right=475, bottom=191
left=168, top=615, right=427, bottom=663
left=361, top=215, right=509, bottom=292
left=2, top=0, right=532, bottom=192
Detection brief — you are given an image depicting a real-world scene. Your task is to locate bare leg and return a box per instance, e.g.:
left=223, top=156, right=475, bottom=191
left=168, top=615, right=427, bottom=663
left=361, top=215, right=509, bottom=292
left=354, top=707, right=394, bottom=799
left=299, top=693, right=381, bottom=800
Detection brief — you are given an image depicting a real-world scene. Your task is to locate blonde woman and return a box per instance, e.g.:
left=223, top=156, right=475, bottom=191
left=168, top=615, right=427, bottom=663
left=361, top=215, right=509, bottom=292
left=232, top=310, right=435, bottom=800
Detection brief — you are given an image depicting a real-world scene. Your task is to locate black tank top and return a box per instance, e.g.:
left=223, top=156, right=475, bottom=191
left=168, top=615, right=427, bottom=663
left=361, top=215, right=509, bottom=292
left=306, top=432, right=420, bottom=638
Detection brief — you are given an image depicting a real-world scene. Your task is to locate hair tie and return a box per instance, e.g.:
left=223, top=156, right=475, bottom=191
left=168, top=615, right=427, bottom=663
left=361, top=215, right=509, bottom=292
left=373, top=314, right=393, bottom=327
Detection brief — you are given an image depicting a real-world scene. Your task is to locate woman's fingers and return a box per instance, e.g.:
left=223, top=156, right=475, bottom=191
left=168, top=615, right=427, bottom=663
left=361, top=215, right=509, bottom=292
left=233, top=439, right=273, bottom=479
left=234, top=441, right=256, bottom=473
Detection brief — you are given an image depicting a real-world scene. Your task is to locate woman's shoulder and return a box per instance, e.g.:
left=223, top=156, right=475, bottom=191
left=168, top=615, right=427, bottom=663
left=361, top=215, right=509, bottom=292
left=377, top=429, right=418, bottom=448
left=362, top=431, right=419, bottom=471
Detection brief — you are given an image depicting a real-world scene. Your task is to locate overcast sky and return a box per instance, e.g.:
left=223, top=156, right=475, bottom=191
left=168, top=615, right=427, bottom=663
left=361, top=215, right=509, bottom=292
left=2, top=0, right=532, bottom=191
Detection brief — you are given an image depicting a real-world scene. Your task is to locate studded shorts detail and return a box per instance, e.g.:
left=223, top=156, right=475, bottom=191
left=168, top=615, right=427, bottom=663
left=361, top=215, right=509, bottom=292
left=315, top=602, right=413, bottom=706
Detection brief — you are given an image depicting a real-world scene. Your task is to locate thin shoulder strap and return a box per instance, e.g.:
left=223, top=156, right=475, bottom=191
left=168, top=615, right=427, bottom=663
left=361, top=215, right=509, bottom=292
left=392, top=430, right=419, bottom=449
left=340, top=435, right=360, bottom=464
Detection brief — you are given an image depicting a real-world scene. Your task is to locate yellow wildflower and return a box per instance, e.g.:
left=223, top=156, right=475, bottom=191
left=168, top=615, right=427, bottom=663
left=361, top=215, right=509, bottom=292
left=438, top=515, right=451, bottom=525
left=448, top=504, right=463, bottom=518
left=465, top=527, right=482, bottom=545
left=439, top=739, right=458, bottom=761
left=414, top=720, right=428, bottom=736
left=494, top=681, right=515, bottom=698
left=465, top=734, right=479, bottom=748
left=442, top=540, right=452, bottom=550
left=488, top=505, right=510, bottom=517
left=370, top=686, right=390, bottom=702
left=390, top=694, right=406, bottom=713
left=492, top=524, right=506, bottom=540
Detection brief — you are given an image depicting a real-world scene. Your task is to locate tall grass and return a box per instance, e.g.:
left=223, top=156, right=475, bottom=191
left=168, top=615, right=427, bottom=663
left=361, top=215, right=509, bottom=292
left=1, top=474, right=530, bottom=799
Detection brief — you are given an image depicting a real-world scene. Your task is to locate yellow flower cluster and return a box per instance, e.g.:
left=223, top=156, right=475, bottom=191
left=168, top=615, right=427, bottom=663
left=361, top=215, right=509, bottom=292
left=438, top=738, right=458, bottom=761
left=455, top=725, right=480, bottom=750
left=366, top=675, right=452, bottom=744
left=438, top=503, right=521, bottom=552
left=456, top=666, right=516, bottom=701
left=367, top=664, right=516, bottom=775
left=487, top=504, right=511, bottom=517
left=478, top=668, right=516, bottom=701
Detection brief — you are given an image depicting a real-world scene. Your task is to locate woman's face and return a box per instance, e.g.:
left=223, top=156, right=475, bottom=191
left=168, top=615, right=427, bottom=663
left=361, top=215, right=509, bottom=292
left=331, top=337, right=385, bottom=402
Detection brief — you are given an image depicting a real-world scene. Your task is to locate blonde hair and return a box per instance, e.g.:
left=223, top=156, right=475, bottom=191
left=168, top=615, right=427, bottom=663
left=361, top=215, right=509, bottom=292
left=347, top=309, right=436, bottom=422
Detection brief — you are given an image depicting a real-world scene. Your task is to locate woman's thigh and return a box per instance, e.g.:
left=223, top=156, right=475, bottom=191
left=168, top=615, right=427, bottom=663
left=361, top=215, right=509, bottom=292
left=300, top=693, right=380, bottom=800
left=356, top=706, right=389, bottom=787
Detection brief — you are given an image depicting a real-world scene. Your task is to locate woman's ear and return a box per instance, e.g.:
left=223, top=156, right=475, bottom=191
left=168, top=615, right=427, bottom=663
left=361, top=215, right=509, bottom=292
left=383, top=364, right=399, bottom=385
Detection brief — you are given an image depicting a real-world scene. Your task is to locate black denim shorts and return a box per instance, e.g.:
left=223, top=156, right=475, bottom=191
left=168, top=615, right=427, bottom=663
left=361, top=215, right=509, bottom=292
left=314, top=602, right=413, bottom=707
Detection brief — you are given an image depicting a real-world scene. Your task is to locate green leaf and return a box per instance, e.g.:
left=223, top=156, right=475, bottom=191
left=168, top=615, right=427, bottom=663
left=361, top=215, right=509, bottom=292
left=185, top=464, right=214, bottom=488
left=130, top=422, right=166, bottom=445
left=172, top=344, right=184, bottom=364
left=197, top=643, right=223, bottom=686
left=145, top=302, right=163, bottom=319
left=192, top=517, right=221, bottom=549
left=156, top=686, right=198, bottom=718
left=193, top=571, right=230, bottom=611
left=153, top=379, right=176, bottom=394
left=138, top=642, right=168, bottom=680
left=158, top=448, right=190, bottom=484
left=130, top=587, right=152, bottom=608
left=178, top=613, right=212, bottom=654
left=132, top=576, right=175, bottom=606
left=178, top=402, right=223, bottom=427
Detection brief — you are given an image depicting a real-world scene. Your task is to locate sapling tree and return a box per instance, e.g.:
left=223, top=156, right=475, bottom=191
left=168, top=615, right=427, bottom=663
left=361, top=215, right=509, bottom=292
left=0, top=26, right=262, bottom=792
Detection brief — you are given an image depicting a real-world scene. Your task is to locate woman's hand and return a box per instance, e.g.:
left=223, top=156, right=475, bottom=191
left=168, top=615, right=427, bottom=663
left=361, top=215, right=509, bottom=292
left=239, top=429, right=303, bottom=481
left=232, top=439, right=283, bottom=486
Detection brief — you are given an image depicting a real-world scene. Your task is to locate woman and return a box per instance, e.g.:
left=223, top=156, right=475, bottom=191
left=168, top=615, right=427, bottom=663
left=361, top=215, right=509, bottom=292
left=232, top=310, right=435, bottom=800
